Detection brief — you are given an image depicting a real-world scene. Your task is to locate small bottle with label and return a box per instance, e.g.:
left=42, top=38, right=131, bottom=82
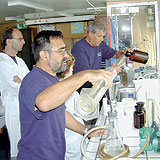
left=133, top=104, right=145, bottom=129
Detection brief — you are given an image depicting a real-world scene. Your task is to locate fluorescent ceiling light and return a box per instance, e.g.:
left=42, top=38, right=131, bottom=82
left=5, top=16, right=17, bottom=21
left=8, top=0, right=54, bottom=11
left=5, top=16, right=25, bottom=22
left=58, top=12, right=74, bottom=17
left=87, top=7, right=106, bottom=10
left=25, top=15, right=95, bottom=25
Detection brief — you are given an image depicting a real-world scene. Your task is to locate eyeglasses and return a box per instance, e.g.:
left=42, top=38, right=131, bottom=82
left=47, top=48, right=68, bottom=55
left=12, top=37, right=25, bottom=42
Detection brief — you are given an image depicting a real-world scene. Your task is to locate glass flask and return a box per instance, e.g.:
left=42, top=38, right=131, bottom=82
left=103, top=111, right=125, bottom=157
left=80, top=67, right=117, bottom=113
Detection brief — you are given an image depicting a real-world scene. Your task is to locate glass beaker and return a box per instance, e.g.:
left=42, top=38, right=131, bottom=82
left=103, top=111, right=125, bottom=157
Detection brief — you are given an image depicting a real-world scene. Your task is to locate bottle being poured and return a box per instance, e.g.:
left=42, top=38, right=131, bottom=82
left=116, top=50, right=149, bottom=65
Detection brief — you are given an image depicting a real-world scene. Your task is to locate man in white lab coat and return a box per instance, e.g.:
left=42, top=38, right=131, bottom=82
left=0, top=27, right=29, bottom=158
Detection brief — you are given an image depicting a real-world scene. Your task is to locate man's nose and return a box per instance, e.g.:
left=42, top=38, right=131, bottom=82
left=22, top=39, right=25, bottom=44
left=101, top=37, right=104, bottom=41
left=64, top=51, right=69, bottom=58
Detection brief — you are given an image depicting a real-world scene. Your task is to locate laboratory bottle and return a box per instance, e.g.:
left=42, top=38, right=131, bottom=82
left=103, top=111, right=125, bottom=157
left=120, top=67, right=127, bottom=86
left=136, top=102, right=146, bottom=124
left=125, top=50, right=149, bottom=64
left=80, top=67, right=117, bottom=113
left=133, top=104, right=145, bottom=129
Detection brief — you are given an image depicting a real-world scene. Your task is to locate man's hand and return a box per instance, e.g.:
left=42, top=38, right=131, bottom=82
left=114, top=48, right=133, bottom=59
left=124, top=48, right=134, bottom=55
left=88, top=128, right=105, bottom=138
left=87, top=69, right=113, bottom=88
left=13, top=75, right=21, bottom=84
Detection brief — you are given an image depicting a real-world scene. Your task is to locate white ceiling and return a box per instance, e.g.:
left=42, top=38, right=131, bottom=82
left=0, top=0, right=113, bottom=24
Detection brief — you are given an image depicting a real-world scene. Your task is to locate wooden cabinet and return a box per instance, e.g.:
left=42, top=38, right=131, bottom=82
left=28, top=21, right=92, bottom=50
left=55, top=21, right=88, bottom=49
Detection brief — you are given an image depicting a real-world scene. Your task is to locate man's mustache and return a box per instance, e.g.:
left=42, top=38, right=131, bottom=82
left=63, top=58, right=68, bottom=62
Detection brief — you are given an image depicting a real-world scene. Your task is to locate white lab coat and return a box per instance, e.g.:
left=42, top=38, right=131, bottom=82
left=65, top=91, right=88, bottom=160
left=0, top=52, right=29, bottom=157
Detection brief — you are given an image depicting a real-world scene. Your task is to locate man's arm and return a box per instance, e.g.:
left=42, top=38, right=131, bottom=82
left=65, top=110, right=86, bottom=135
left=113, top=51, right=124, bottom=59
left=65, top=110, right=105, bottom=137
left=36, top=69, right=113, bottom=112
left=0, top=62, right=21, bottom=95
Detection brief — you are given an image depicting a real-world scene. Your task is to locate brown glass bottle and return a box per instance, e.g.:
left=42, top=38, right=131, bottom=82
left=134, top=105, right=145, bottom=129
left=136, top=102, right=146, bottom=124
left=125, top=50, right=149, bottom=64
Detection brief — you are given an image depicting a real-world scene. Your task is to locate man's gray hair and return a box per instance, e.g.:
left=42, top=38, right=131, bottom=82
left=87, top=21, right=106, bottom=33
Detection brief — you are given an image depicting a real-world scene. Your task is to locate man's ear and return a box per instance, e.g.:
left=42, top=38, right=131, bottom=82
left=6, top=38, right=12, bottom=45
left=39, top=51, right=49, bottom=61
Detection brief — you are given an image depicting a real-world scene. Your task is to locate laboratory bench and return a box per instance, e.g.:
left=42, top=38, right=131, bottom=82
left=82, top=98, right=160, bottom=160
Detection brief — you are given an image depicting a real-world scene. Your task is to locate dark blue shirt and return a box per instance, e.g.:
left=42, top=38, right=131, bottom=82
left=72, top=38, right=116, bottom=74
left=18, top=67, right=66, bottom=160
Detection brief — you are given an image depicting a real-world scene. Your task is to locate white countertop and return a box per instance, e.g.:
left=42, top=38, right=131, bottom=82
left=82, top=98, right=160, bottom=160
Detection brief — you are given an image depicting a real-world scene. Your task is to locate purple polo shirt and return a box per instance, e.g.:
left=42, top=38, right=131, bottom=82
left=71, top=38, right=116, bottom=74
left=18, top=67, right=66, bottom=160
